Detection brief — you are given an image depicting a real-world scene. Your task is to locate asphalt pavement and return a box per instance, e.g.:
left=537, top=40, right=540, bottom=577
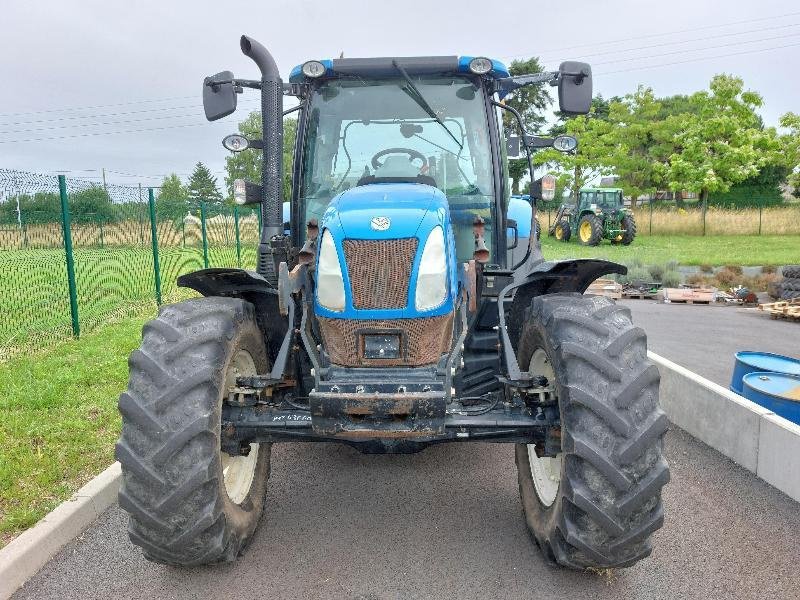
left=13, top=301, right=800, bottom=600
left=621, top=299, right=799, bottom=387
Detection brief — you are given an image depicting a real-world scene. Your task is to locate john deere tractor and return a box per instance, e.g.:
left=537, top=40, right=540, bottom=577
left=550, top=187, right=636, bottom=246
left=116, top=36, right=668, bottom=570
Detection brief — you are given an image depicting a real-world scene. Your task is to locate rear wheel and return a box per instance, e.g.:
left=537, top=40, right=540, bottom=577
left=578, top=215, right=603, bottom=246
left=554, top=219, right=571, bottom=242
left=515, top=293, right=669, bottom=569
left=116, top=297, right=271, bottom=565
left=621, top=214, right=636, bottom=245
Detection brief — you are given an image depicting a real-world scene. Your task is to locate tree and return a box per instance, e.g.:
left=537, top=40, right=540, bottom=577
left=187, top=162, right=222, bottom=206
left=158, top=173, right=186, bottom=201
left=664, top=74, right=780, bottom=222
left=606, top=87, right=669, bottom=204
left=224, top=112, right=297, bottom=202
left=539, top=97, right=617, bottom=201
left=502, top=57, right=551, bottom=195
left=157, top=173, right=189, bottom=220
left=780, top=112, right=800, bottom=194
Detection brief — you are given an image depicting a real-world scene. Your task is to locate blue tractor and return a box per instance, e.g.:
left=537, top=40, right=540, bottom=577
left=116, top=36, right=669, bottom=570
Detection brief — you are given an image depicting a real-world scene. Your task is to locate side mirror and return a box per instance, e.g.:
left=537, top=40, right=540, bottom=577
left=203, top=71, right=237, bottom=121
left=558, top=62, right=592, bottom=115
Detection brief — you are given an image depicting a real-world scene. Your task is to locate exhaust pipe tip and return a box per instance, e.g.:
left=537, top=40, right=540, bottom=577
left=240, top=34, right=279, bottom=79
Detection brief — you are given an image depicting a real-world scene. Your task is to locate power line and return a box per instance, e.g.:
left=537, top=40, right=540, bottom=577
left=500, top=10, right=800, bottom=61
left=592, top=31, right=800, bottom=67
left=537, top=22, right=799, bottom=62
left=596, top=40, right=800, bottom=75
left=0, top=94, right=198, bottom=119
left=0, top=120, right=233, bottom=145
left=0, top=98, right=261, bottom=127
left=0, top=112, right=205, bottom=136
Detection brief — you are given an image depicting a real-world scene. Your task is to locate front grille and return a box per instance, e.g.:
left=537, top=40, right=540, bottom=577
left=343, top=238, right=418, bottom=309
left=318, top=314, right=454, bottom=367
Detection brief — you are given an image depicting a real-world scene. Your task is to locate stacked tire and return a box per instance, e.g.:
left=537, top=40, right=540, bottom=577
left=779, top=265, right=800, bottom=300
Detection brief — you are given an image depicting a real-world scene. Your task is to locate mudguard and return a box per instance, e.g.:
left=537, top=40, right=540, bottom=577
left=177, top=268, right=276, bottom=297
left=494, top=259, right=626, bottom=386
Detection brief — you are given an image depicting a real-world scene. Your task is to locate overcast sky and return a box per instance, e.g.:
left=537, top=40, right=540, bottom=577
left=1, top=0, right=798, bottom=190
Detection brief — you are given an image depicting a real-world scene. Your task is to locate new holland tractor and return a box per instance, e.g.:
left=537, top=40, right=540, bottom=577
left=116, top=36, right=668, bottom=570
left=549, top=187, right=636, bottom=246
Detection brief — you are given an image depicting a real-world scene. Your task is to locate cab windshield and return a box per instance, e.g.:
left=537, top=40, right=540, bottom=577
left=299, top=76, right=495, bottom=261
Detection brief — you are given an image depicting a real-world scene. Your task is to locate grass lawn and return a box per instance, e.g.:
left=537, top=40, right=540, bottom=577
left=0, top=314, right=147, bottom=547
left=539, top=234, right=799, bottom=266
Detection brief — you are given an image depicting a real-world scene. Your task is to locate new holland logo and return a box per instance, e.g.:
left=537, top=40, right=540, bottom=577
left=370, top=216, right=391, bottom=231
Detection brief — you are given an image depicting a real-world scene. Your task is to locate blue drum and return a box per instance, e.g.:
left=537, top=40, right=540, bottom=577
left=741, top=372, right=800, bottom=425
left=730, top=351, right=800, bottom=395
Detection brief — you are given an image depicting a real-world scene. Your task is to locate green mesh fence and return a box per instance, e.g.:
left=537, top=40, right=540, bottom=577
left=0, top=169, right=260, bottom=360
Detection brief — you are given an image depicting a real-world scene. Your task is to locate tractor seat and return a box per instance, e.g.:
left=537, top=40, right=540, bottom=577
left=357, top=156, right=437, bottom=187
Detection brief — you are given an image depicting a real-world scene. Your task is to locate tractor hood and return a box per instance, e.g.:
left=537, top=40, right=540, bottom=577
left=316, top=182, right=458, bottom=321
left=324, top=183, right=444, bottom=239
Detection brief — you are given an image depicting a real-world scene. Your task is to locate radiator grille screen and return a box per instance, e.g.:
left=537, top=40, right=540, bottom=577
left=343, top=238, right=418, bottom=309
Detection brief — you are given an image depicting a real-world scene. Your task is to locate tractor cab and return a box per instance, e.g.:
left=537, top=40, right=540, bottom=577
left=292, top=57, right=509, bottom=266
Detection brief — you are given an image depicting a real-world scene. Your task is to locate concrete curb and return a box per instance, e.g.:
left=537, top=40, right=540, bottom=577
left=0, top=462, right=120, bottom=600
left=649, top=351, right=800, bottom=503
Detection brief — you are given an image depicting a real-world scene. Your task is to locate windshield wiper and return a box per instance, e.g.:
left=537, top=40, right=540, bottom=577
left=391, top=59, right=463, bottom=151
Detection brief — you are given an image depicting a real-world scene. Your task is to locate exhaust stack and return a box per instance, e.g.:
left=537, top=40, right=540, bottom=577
left=240, top=35, right=284, bottom=279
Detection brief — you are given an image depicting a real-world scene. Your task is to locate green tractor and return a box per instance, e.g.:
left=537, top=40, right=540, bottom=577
left=549, top=187, right=636, bottom=246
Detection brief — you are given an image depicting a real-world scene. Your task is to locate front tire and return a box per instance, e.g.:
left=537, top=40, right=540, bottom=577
left=515, top=293, right=669, bottom=569
left=554, top=219, right=571, bottom=242
left=116, top=297, right=271, bottom=565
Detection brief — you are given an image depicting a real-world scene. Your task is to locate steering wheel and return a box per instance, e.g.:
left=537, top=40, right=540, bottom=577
left=371, top=147, right=428, bottom=170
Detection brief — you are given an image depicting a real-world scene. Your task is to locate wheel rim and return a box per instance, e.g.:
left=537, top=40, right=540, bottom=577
left=579, top=220, right=592, bottom=242
left=221, top=349, right=259, bottom=505
left=526, top=348, right=562, bottom=507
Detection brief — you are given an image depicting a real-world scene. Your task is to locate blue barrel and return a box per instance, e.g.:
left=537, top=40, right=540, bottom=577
left=730, top=351, right=800, bottom=394
left=741, top=372, right=800, bottom=425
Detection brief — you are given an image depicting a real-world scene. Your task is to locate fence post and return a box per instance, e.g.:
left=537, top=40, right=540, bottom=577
left=649, top=197, right=653, bottom=235
left=200, top=200, right=209, bottom=268
left=58, top=175, right=80, bottom=338
left=234, top=205, right=242, bottom=268
left=758, top=203, right=762, bottom=236
left=147, top=188, right=163, bottom=305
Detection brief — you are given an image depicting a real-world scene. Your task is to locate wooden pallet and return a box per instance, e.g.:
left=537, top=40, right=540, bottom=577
left=758, top=298, right=800, bottom=321
left=587, top=278, right=623, bottom=299
left=663, top=287, right=716, bottom=304
left=623, top=291, right=657, bottom=300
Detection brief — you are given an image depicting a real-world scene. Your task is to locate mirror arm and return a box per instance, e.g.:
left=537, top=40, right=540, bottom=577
left=492, top=99, right=538, bottom=215
left=206, top=78, right=261, bottom=91
left=496, top=71, right=559, bottom=97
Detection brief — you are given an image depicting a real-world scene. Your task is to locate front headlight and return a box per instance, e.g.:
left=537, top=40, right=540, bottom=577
left=415, top=226, right=448, bottom=311
left=316, top=229, right=345, bottom=311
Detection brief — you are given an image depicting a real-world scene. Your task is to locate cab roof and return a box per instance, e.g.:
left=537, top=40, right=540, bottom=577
left=289, top=56, right=509, bottom=84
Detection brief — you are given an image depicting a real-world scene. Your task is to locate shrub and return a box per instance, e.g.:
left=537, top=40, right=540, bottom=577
left=724, top=265, right=743, bottom=275
left=665, top=260, right=680, bottom=272
left=715, top=268, right=740, bottom=287
left=648, top=264, right=665, bottom=280
left=621, top=266, right=652, bottom=285
left=661, top=270, right=682, bottom=288
left=686, top=273, right=709, bottom=286
left=626, top=257, right=643, bottom=269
